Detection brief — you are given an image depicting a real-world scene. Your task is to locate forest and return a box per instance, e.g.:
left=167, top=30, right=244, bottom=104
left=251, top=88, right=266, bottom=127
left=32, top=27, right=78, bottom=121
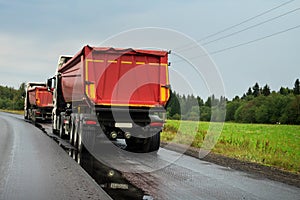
left=0, top=83, right=25, bottom=111
left=167, top=79, right=300, bottom=124
left=0, top=79, right=299, bottom=124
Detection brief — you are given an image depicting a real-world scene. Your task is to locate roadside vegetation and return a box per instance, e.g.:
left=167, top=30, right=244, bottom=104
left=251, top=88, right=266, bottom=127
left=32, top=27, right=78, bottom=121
left=167, top=79, right=300, bottom=124
left=162, top=120, right=300, bottom=173
left=0, top=83, right=25, bottom=111
left=164, top=79, right=300, bottom=173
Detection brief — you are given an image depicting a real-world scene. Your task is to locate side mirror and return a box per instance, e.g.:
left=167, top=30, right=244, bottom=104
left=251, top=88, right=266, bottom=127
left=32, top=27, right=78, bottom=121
left=47, top=77, right=54, bottom=92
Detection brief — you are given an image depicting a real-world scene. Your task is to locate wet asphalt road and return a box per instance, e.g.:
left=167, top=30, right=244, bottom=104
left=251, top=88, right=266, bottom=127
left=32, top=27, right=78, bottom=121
left=0, top=112, right=112, bottom=200
left=122, top=149, right=300, bottom=200
left=43, top=118, right=300, bottom=200
left=1, top=112, right=299, bottom=200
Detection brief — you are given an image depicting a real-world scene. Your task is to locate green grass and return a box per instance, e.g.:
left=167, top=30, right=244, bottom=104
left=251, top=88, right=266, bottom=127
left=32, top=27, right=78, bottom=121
left=0, top=109, right=24, bottom=115
left=162, top=120, right=300, bottom=173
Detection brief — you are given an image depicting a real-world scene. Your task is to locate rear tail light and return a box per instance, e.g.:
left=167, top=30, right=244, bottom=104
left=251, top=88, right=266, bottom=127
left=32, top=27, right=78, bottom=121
left=150, top=122, right=164, bottom=127
left=84, top=120, right=97, bottom=125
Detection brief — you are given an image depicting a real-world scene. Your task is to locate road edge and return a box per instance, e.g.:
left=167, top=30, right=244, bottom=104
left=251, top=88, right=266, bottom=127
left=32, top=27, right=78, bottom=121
left=161, top=142, right=300, bottom=188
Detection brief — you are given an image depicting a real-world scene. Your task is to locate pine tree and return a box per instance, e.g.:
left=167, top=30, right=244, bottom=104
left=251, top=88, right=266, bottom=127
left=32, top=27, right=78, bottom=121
left=252, top=82, right=260, bottom=97
left=205, top=97, right=211, bottom=107
left=246, top=87, right=252, bottom=96
left=168, top=91, right=181, bottom=117
left=293, top=79, right=300, bottom=95
left=197, top=96, right=204, bottom=107
left=262, top=84, right=271, bottom=96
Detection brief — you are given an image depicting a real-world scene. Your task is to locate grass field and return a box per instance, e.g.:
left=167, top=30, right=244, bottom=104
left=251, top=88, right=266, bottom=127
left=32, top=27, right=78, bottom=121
left=162, top=120, right=300, bottom=173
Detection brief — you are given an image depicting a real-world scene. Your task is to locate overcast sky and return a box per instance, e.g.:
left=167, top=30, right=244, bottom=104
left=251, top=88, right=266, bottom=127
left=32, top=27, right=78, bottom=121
left=0, top=0, right=299, bottom=99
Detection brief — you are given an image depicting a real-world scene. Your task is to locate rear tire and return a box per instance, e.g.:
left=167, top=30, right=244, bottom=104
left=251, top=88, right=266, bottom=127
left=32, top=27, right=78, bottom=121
left=32, top=111, right=37, bottom=124
left=69, top=118, right=75, bottom=145
left=59, top=122, right=65, bottom=139
left=144, top=132, right=160, bottom=152
left=52, top=115, right=60, bottom=135
left=76, top=121, right=88, bottom=165
left=125, top=132, right=160, bottom=153
left=59, top=115, right=66, bottom=139
left=24, top=109, right=28, bottom=120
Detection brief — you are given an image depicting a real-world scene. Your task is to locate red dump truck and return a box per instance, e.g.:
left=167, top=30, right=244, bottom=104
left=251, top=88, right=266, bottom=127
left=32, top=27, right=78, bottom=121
left=47, top=45, right=170, bottom=153
left=24, top=82, right=53, bottom=122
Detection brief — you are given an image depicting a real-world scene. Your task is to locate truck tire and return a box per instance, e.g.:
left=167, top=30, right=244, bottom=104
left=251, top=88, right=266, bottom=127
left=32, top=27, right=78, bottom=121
left=125, top=132, right=160, bottom=153
left=125, top=137, right=138, bottom=151
left=52, top=115, right=60, bottom=135
left=76, top=126, right=83, bottom=164
left=68, top=117, right=77, bottom=158
left=69, top=118, right=75, bottom=145
left=59, top=117, right=66, bottom=139
left=24, top=110, right=28, bottom=120
left=75, top=121, right=88, bottom=165
left=143, top=132, right=160, bottom=152
left=32, top=111, right=37, bottom=124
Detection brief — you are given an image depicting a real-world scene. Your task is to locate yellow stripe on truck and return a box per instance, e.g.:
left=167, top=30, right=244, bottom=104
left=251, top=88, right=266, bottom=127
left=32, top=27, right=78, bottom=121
left=85, top=60, right=89, bottom=81
left=85, top=59, right=104, bottom=99
left=160, top=86, right=166, bottom=102
left=121, top=61, right=132, bottom=64
left=86, top=59, right=104, bottom=63
left=89, top=83, right=95, bottom=99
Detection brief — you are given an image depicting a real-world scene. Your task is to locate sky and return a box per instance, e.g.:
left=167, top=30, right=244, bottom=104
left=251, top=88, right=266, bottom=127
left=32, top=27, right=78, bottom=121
left=0, top=0, right=299, bottom=99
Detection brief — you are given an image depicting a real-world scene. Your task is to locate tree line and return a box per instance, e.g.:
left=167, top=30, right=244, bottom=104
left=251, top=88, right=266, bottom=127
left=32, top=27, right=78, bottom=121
left=167, top=79, right=300, bottom=125
left=0, top=83, right=25, bottom=110
left=1, top=79, right=299, bottom=124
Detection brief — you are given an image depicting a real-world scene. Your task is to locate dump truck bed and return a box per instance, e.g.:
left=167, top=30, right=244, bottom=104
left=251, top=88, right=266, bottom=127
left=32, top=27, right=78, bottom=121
left=28, top=86, right=53, bottom=107
left=59, top=46, right=170, bottom=107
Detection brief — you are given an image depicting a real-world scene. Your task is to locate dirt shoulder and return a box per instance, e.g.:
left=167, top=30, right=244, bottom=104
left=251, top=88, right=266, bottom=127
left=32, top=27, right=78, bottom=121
left=161, top=142, right=300, bottom=188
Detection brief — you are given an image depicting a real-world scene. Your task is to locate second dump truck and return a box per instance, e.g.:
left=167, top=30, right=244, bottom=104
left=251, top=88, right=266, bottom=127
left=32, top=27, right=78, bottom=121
left=24, top=82, right=53, bottom=122
left=47, top=45, right=170, bottom=153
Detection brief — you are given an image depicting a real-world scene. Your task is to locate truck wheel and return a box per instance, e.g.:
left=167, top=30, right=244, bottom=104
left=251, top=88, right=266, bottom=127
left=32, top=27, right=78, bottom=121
left=76, top=128, right=82, bottom=164
left=59, top=116, right=66, bottom=139
left=125, top=137, right=138, bottom=151
left=125, top=132, right=160, bottom=153
left=32, top=111, right=37, bottom=124
left=143, top=132, right=161, bottom=153
left=69, top=119, right=75, bottom=145
left=72, top=123, right=78, bottom=161
left=52, top=115, right=60, bottom=135
left=24, top=110, right=28, bottom=120
left=76, top=122, right=87, bottom=165
left=68, top=118, right=75, bottom=157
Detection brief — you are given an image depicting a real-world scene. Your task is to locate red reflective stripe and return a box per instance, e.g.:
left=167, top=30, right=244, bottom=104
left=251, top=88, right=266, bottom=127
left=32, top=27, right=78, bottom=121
left=150, top=122, right=163, bottom=127
left=85, top=120, right=97, bottom=125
